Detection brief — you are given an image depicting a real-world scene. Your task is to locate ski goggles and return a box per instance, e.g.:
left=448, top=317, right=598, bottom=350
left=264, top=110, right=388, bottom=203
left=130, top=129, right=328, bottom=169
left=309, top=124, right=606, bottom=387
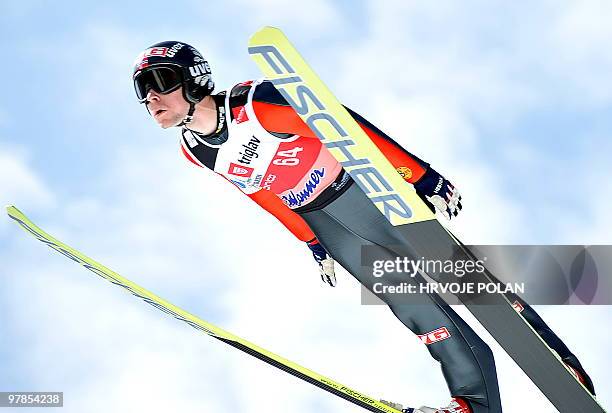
left=133, top=66, right=182, bottom=103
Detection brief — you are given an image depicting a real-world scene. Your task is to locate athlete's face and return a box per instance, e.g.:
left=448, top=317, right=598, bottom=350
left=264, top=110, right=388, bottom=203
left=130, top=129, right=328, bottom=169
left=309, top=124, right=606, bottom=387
left=145, top=87, right=190, bottom=129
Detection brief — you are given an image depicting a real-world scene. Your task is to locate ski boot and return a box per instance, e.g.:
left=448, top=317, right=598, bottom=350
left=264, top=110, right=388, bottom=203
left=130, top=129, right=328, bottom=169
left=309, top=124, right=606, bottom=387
left=381, top=397, right=471, bottom=413
left=553, top=350, right=596, bottom=395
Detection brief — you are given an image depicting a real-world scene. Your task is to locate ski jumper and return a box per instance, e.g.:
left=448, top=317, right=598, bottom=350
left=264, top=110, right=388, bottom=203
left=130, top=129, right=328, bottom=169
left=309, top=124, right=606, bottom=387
left=179, top=79, right=594, bottom=412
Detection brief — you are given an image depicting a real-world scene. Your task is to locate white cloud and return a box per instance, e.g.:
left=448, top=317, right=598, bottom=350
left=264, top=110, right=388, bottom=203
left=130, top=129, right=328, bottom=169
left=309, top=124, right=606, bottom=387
left=0, top=0, right=46, bottom=19
left=0, top=146, right=55, bottom=222
left=230, top=0, right=346, bottom=34
left=546, top=1, right=612, bottom=103
left=1, top=257, right=235, bottom=413
left=556, top=142, right=612, bottom=244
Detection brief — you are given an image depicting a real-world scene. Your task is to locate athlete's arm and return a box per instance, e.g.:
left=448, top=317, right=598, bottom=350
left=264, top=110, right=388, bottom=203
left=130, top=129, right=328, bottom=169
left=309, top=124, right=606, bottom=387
left=251, top=80, right=462, bottom=219
left=246, top=188, right=316, bottom=242
left=249, top=188, right=336, bottom=286
left=180, top=143, right=317, bottom=241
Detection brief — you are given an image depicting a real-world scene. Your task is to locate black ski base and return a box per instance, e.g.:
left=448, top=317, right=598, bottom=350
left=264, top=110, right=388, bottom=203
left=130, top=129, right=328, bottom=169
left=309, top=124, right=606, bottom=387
left=396, top=221, right=605, bottom=413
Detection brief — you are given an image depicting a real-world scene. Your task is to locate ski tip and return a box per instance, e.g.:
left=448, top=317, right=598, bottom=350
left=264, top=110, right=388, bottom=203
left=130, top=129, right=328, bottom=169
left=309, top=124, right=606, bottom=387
left=5, top=205, right=24, bottom=220
left=257, top=25, right=281, bottom=32
left=250, top=26, right=283, bottom=40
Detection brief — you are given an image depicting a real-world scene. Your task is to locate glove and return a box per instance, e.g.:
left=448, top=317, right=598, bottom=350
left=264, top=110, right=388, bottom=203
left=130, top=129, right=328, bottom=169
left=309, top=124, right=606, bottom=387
left=306, top=239, right=336, bottom=287
left=413, top=166, right=462, bottom=220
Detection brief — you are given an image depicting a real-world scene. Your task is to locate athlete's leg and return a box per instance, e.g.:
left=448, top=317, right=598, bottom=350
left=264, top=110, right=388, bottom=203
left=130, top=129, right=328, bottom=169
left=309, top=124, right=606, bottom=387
left=300, top=185, right=501, bottom=413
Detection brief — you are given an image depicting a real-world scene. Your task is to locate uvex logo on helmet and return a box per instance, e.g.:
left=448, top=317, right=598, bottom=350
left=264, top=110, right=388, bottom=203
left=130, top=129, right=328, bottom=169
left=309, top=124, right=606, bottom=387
left=190, top=62, right=212, bottom=88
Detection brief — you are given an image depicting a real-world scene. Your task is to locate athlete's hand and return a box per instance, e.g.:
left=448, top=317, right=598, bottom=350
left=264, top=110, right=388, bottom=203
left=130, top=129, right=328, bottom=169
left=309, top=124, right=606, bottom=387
left=307, top=239, right=336, bottom=287
left=413, top=167, right=462, bottom=220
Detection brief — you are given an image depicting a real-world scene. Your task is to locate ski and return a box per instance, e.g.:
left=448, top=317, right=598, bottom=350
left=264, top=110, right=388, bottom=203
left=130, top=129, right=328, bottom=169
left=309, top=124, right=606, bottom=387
left=247, top=26, right=606, bottom=413
left=6, top=205, right=404, bottom=413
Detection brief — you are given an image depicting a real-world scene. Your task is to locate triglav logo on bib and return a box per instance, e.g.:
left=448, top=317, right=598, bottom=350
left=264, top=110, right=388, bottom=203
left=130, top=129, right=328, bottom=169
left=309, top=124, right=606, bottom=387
left=237, top=136, right=261, bottom=165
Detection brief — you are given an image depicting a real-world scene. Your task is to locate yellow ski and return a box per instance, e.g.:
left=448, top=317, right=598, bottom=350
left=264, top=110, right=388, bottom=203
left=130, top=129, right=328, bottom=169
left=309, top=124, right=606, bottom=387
left=6, top=205, right=403, bottom=413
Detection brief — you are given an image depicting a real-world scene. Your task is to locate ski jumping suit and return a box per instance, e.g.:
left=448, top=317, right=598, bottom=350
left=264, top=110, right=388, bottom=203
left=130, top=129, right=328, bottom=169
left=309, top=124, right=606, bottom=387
left=179, top=79, right=594, bottom=413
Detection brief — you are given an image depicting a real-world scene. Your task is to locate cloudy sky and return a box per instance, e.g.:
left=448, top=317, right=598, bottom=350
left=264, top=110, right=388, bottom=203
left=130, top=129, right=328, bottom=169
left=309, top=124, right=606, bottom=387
left=1, top=1, right=610, bottom=412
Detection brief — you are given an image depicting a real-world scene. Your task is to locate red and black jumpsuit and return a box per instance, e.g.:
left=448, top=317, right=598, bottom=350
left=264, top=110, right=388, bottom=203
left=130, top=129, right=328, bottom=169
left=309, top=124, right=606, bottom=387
left=179, top=79, right=594, bottom=413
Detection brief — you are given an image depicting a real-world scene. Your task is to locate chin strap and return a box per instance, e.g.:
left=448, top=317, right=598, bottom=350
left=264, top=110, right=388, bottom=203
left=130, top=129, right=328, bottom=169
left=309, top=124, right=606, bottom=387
left=177, top=102, right=196, bottom=127
left=143, top=99, right=152, bottom=115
